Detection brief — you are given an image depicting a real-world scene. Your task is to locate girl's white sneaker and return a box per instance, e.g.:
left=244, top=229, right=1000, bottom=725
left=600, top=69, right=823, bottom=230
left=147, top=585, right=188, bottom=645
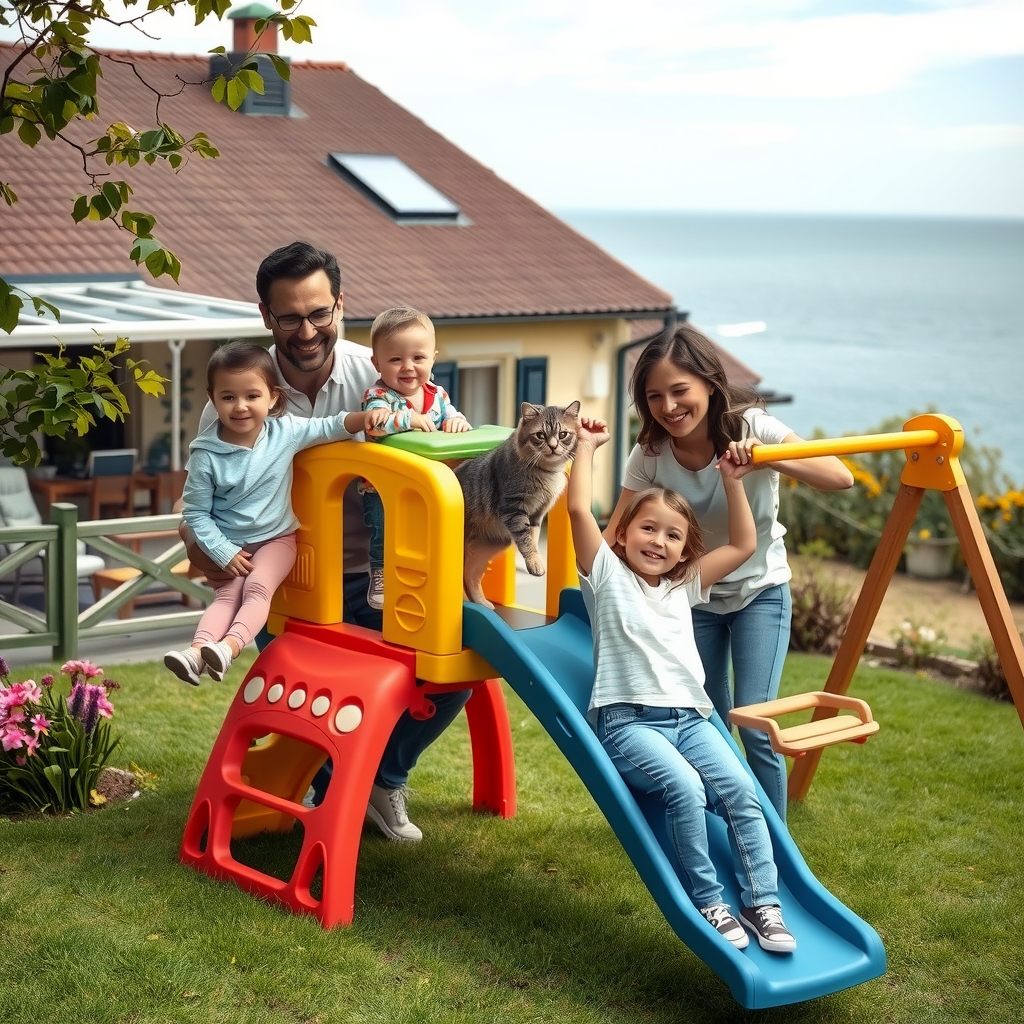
left=164, top=647, right=204, bottom=687
left=200, top=640, right=234, bottom=678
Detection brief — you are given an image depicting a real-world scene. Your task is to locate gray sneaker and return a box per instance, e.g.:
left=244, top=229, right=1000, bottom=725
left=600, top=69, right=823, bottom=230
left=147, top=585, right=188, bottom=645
left=365, top=784, right=422, bottom=842
left=164, top=647, right=204, bottom=686
left=366, top=568, right=385, bottom=611
left=700, top=903, right=749, bottom=949
left=740, top=905, right=796, bottom=953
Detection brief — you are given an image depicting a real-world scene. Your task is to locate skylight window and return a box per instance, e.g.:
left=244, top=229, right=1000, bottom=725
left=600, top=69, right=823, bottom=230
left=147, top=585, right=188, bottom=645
left=328, top=153, right=462, bottom=223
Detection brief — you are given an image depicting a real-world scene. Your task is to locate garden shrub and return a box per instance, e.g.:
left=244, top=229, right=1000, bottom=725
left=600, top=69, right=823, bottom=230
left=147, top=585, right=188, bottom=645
left=968, top=633, right=1023, bottom=702
left=788, top=560, right=854, bottom=655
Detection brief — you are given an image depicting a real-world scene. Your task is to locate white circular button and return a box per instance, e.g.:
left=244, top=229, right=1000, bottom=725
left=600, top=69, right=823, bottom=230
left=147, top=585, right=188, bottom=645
left=267, top=683, right=284, bottom=703
left=288, top=688, right=306, bottom=709
left=243, top=677, right=265, bottom=704
left=334, top=704, right=362, bottom=733
left=310, top=696, right=330, bottom=718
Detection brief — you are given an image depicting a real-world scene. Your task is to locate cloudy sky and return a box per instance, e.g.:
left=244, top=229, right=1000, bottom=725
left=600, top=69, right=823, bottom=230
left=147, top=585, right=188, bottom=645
left=10, top=0, right=1023, bottom=217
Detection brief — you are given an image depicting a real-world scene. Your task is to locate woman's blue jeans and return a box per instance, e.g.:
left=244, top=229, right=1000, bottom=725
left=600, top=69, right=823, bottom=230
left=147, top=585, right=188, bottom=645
left=691, top=583, right=792, bottom=819
left=598, top=704, right=779, bottom=910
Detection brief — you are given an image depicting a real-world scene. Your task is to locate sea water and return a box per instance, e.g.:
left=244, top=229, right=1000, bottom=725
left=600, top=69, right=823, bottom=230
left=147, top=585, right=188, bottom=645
left=561, top=212, right=1024, bottom=484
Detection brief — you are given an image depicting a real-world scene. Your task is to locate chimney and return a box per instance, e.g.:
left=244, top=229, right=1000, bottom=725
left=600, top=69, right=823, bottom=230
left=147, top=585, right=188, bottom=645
left=230, top=3, right=278, bottom=54
left=211, top=3, right=291, bottom=116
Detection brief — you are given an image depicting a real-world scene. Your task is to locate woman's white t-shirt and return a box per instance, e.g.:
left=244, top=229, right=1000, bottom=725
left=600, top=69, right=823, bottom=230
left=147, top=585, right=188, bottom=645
left=579, top=542, right=712, bottom=717
left=622, top=408, right=792, bottom=615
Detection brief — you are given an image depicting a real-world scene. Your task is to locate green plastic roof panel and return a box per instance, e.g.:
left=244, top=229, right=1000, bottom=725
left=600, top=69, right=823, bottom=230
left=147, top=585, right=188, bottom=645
left=380, top=425, right=512, bottom=461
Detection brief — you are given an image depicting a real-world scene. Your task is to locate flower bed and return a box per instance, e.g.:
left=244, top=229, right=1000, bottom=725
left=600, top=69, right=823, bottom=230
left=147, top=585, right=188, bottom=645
left=0, top=656, right=121, bottom=814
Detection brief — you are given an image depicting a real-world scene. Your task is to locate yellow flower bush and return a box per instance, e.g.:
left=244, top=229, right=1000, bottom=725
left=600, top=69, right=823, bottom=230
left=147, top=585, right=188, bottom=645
left=779, top=412, right=1010, bottom=573
left=976, top=488, right=1024, bottom=599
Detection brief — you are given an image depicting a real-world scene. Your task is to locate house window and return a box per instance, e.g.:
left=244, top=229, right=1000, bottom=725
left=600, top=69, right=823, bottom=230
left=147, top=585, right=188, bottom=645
left=516, top=357, right=547, bottom=407
left=327, top=153, right=462, bottom=223
left=458, top=364, right=500, bottom=426
left=432, top=361, right=458, bottom=407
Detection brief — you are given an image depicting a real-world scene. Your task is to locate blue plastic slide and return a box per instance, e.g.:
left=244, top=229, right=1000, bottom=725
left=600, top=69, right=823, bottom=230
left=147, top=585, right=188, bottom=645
left=462, top=590, right=886, bottom=1009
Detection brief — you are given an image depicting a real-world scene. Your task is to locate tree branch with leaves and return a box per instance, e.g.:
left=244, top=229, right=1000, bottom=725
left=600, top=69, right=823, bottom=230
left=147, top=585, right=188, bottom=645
left=0, top=1, right=314, bottom=465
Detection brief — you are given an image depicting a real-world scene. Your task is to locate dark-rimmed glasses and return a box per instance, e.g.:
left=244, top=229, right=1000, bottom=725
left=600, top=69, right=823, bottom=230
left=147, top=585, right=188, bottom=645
left=267, top=306, right=336, bottom=332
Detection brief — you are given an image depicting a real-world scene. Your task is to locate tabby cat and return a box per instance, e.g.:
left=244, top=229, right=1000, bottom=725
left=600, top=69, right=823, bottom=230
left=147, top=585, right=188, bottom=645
left=455, top=401, right=581, bottom=608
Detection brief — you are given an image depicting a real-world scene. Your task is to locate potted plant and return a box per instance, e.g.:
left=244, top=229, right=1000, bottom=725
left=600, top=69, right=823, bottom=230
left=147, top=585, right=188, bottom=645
left=904, top=491, right=959, bottom=579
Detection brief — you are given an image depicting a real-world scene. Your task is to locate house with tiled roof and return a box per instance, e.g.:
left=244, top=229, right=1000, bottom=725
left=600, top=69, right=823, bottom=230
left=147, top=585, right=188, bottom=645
left=0, top=7, right=758, bottom=507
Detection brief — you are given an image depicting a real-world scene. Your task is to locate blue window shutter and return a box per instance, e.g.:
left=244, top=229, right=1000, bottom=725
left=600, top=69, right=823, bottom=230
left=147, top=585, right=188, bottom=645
left=433, top=361, right=458, bottom=407
left=516, top=357, right=547, bottom=407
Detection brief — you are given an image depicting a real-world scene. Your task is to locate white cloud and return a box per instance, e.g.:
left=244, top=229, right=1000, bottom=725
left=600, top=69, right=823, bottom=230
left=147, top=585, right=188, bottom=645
left=917, top=123, right=1024, bottom=149
left=312, top=0, right=1023, bottom=99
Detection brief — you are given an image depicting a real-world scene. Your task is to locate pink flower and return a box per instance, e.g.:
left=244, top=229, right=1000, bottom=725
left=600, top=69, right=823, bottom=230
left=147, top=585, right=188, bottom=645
left=31, top=713, right=50, bottom=735
left=61, top=659, right=103, bottom=680
left=40, top=674, right=54, bottom=688
left=0, top=680, right=41, bottom=709
left=1, top=724, right=27, bottom=751
left=7, top=707, right=26, bottom=724
left=23, top=733, right=40, bottom=756
left=96, top=691, right=114, bottom=719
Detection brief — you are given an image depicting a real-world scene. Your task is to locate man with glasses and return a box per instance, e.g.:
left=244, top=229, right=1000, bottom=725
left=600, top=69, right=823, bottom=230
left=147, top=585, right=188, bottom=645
left=186, top=240, right=470, bottom=842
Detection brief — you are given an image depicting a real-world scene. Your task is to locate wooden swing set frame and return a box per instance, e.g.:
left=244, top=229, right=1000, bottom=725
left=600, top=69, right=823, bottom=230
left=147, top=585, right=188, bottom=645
left=727, top=413, right=1024, bottom=802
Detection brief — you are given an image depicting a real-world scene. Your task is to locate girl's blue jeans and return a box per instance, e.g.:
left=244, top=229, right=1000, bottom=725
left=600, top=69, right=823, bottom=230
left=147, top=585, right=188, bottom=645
left=691, top=583, right=792, bottom=820
left=598, top=704, right=779, bottom=910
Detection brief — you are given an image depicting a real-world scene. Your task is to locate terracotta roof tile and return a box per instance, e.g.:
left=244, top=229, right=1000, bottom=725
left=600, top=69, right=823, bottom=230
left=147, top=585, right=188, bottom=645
left=1, top=44, right=673, bottom=321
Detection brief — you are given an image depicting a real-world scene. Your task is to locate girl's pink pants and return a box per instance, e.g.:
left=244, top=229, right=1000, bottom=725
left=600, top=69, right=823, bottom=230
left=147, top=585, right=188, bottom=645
left=193, top=532, right=297, bottom=650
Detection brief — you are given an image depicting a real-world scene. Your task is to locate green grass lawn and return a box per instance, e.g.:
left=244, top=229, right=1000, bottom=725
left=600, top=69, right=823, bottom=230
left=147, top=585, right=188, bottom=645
left=1, top=651, right=1022, bottom=1023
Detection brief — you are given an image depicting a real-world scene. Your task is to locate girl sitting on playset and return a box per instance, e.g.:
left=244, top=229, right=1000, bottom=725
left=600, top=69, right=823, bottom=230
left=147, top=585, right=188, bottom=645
left=604, top=324, right=853, bottom=819
left=567, top=414, right=796, bottom=953
left=164, top=341, right=387, bottom=686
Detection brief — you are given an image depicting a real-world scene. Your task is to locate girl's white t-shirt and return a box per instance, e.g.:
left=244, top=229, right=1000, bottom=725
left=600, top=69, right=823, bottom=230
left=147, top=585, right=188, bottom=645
left=579, top=542, right=712, bottom=717
left=622, top=407, right=793, bottom=614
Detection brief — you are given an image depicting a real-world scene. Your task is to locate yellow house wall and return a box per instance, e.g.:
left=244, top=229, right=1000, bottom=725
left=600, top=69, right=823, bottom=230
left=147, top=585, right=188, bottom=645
left=346, top=316, right=632, bottom=514
left=29, top=315, right=631, bottom=510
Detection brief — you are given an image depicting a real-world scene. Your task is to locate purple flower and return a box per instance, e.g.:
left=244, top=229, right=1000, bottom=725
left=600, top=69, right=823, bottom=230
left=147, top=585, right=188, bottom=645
left=68, top=681, right=86, bottom=720
left=68, top=682, right=114, bottom=733
left=0, top=655, right=9, bottom=679
left=41, top=674, right=54, bottom=688
left=82, top=687, right=102, bottom=734
left=102, top=678, right=121, bottom=692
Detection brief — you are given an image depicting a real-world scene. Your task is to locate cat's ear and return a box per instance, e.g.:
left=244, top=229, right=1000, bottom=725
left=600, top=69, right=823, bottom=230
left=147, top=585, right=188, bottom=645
left=520, top=402, right=544, bottom=420
left=564, top=401, right=581, bottom=417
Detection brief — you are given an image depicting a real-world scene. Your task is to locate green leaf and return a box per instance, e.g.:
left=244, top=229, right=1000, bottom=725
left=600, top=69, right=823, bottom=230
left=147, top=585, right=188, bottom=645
left=226, top=77, right=246, bottom=111
left=0, top=182, right=17, bottom=207
left=130, top=237, right=162, bottom=263
left=0, top=290, right=23, bottom=334
left=268, top=54, right=291, bottom=82
left=211, top=75, right=227, bottom=105
left=17, top=118, right=41, bottom=147
left=87, top=194, right=112, bottom=221
left=72, top=194, right=90, bottom=223
left=100, top=181, right=123, bottom=212
left=235, top=69, right=265, bottom=95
